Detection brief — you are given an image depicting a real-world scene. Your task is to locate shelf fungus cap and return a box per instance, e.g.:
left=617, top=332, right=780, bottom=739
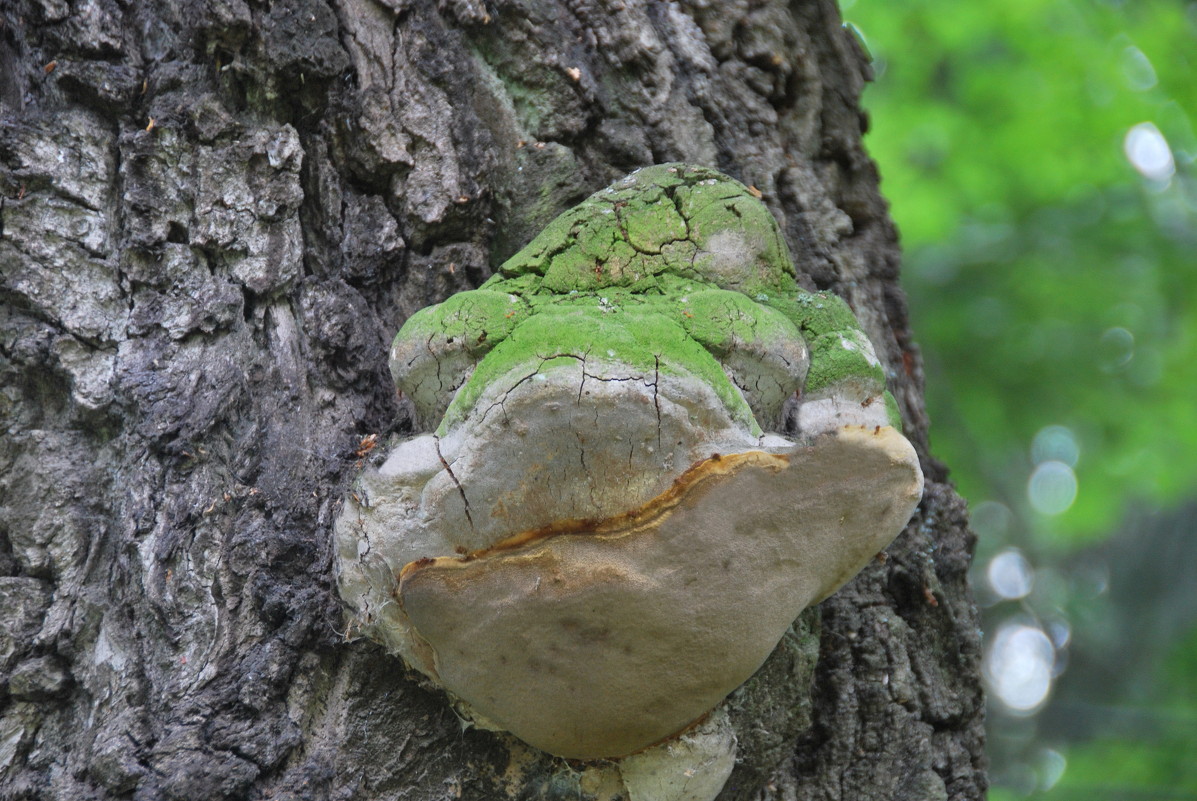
left=335, top=164, right=924, bottom=775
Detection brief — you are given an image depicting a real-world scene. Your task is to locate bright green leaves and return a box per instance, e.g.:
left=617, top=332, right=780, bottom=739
left=849, top=0, right=1197, bottom=544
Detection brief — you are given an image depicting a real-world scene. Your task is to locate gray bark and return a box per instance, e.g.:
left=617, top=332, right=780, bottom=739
left=0, top=0, right=985, bottom=799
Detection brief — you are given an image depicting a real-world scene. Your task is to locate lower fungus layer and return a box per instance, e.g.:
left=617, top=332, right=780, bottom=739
left=396, top=427, right=921, bottom=759
left=334, top=164, right=925, bottom=788
left=337, top=424, right=922, bottom=760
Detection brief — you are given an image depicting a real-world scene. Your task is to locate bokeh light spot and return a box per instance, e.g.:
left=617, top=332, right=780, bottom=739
left=1039, top=748, right=1067, bottom=791
left=1028, top=461, right=1078, bottom=515
left=1123, top=122, right=1175, bottom=181
left=1098, top=326, right=1135, bottom=371
left=1046, top=618, right=1072, bottom=649
left=987, top=549, right=1035, bottom=600
left=1031, top=425, right=1080, bottom=467
left=986, top=622, right=1055, bottom=713
left=1120, top=46, right=1158, bottom=91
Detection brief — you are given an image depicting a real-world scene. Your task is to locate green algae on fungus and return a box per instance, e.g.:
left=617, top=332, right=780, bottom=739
left=437, top=301, right=761, bottom=436
left=397, top=163, right=890, bottom=435
left=487, top=164, right=795, bottom=298
left=390, top=289, right=533, bottom=427
left=335, top=164, right=924, bottom=801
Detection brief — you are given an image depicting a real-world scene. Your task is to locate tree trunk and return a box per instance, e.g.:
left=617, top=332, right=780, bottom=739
left=0, top=0, right=985, bottom=799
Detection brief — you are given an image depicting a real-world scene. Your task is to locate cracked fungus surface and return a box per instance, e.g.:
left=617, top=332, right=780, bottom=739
left=335, top=164, right=924, bottom=763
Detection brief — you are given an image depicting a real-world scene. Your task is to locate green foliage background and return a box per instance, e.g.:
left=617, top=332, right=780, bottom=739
left=843, top=0, right=1197, bottom=796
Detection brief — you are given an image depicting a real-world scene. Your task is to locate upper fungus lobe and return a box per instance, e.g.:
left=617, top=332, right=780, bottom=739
left=335, top=164, right=923, bottom=766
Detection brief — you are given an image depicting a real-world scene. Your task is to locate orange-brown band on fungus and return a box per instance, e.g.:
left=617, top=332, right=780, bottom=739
left=397, top=449, right=790, bottom=581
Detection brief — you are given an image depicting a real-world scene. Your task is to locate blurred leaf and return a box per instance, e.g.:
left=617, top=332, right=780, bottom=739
left=849, top=0, right=1197, bottom=547
left=846, top=1, right=1197, bottom=793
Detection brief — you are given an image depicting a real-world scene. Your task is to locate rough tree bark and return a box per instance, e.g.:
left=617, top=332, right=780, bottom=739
left=0, top=1, right=985, bottom=799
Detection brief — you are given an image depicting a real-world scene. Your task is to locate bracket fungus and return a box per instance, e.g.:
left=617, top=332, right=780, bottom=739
left=335, top=164, right=923, bottom=800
